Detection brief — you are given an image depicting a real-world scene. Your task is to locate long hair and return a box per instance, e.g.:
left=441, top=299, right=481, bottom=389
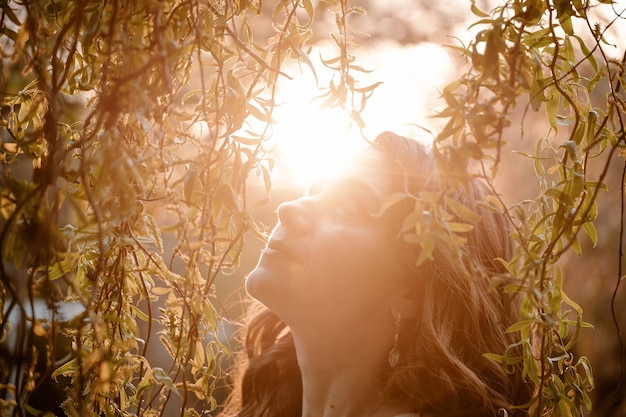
left=221, top=132, right=532, bottom=417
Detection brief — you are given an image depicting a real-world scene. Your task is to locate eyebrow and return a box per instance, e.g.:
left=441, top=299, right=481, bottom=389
left=311, top=176, right=382, bottom=205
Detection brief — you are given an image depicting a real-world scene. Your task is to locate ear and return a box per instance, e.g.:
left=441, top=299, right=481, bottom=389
left=390, top=293, right=418, bottom=321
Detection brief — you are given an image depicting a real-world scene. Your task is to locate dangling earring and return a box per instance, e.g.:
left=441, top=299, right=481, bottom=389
left=388, top=312, right=401, bottom=368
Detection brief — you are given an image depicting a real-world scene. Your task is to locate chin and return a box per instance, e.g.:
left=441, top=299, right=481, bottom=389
left=244, top=265, right=274, bottom=302
left=244, top=267, right=261, bottom=299
left=245, top=265, right=296, bottom=320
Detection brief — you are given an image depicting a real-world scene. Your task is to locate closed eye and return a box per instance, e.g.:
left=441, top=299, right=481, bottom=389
left=330, top=189, right=380, bottom=222
left=335, top=198, right=364, bottom=218
left=309, top=177, right=381, bottom=220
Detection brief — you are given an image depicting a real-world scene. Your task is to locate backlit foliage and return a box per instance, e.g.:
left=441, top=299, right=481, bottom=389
left=1, top=0, right=624, bottom=416
left=0, top=0, right=373, bottom=415
left=433, top=0, right=624, bottom=415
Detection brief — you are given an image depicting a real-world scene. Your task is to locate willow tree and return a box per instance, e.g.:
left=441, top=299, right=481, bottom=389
left=1, top=0, right=624, bottom=416
left=432, top=0, right=624, bottom=415
left=0, top=0, right=373, bottom=416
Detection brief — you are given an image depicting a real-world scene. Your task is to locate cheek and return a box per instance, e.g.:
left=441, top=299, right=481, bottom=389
left=306, top=235, right=397, bottom=303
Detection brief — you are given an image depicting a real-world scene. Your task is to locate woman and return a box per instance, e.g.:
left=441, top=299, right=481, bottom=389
left=222, top=132, right=532, bottom=417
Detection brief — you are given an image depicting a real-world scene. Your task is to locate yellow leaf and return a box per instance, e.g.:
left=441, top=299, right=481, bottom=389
left=484, top=194, right=504, bottom=213
left=446, top=222, right=474, bottom=233
left=416, top=238, right=436, bottom=265
left=445, top=196, right=482, bottom=223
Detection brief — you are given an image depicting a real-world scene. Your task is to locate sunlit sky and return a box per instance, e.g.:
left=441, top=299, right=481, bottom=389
left=267, top=40, right=455, bottom=189
left=259, top=0, right=626, bottom=190
left=261, top=0, right=488, bottom=190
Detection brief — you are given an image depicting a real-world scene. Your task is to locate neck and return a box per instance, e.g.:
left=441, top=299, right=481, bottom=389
left=291, top=324, right=407, bottom=417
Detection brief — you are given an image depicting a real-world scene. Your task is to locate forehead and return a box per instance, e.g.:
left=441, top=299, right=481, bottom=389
left=344, top=146, right=387, bottom=176
left=312, top=146, right=392, bottom=195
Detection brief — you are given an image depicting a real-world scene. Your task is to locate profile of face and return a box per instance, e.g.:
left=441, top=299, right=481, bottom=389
left=245, top=146, right=412, bottom=335
left=230, top=134, right=531, bottom=417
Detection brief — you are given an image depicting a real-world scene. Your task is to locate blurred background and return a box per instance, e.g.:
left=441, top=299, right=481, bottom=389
left=212, top=0, right=626, bottom=415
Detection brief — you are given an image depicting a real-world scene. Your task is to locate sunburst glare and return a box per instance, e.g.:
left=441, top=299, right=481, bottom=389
left=268, top=41, right=455, bottom=190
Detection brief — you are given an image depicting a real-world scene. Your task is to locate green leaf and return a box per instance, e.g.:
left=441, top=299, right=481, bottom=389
left=470, top=0, right=489, bottom=17
left=153, top=367, right=180, bottom=397
left=529, top=75, right=547, bottom=112
left=546, top=89, right=560, bottom=130
left=484, top=26, right=501, bottom=80
left=446, top=221, right=474, bottom=233
left=555, top=0, right=575, bottom=35
left=445, top=196, right=482, bottom=223
left=571, top=0, right=587, bottom=18
left=582, top=221, right=598, bottom=247
left=416, top=237, right=436, bottom=265
left=52, top=358, right=78, bottom=381
left=483, top=352, right=504, bottom=364
left=35, top=258, right=73, bottom=282
left=533, top=139, right=546, bottom=178
left=353, top=81, right=383, bottom=94
left=374, top=193, right=411, bottom=217
left=506, top=319, right=535, bottom=333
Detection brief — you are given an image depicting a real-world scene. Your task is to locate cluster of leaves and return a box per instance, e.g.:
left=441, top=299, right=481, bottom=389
left=313, top=1, right=382, bottom=129
left=431, top=0, right=624, bottom=415
left=0, top=0, right=373, bottom=416
left=2, top=0, right=622, bottom=416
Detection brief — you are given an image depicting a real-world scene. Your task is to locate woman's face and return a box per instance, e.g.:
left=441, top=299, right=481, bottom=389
left=245, top=147, right=410, bottom=330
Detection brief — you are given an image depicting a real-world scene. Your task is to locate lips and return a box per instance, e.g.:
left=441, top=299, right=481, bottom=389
left=264, top=238, right=304, bottom=265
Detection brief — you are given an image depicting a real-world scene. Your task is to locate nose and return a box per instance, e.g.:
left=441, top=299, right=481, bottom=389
left=276, top=197, right=315, bottom=233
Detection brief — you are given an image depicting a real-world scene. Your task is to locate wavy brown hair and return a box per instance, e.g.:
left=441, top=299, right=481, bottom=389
left=220, top=132, right=533, bottom=417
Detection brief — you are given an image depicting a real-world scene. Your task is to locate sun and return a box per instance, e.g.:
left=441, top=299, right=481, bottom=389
left=269, top=91, right=366, bottom=190
left=267, top=41, right=454, bottom=190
